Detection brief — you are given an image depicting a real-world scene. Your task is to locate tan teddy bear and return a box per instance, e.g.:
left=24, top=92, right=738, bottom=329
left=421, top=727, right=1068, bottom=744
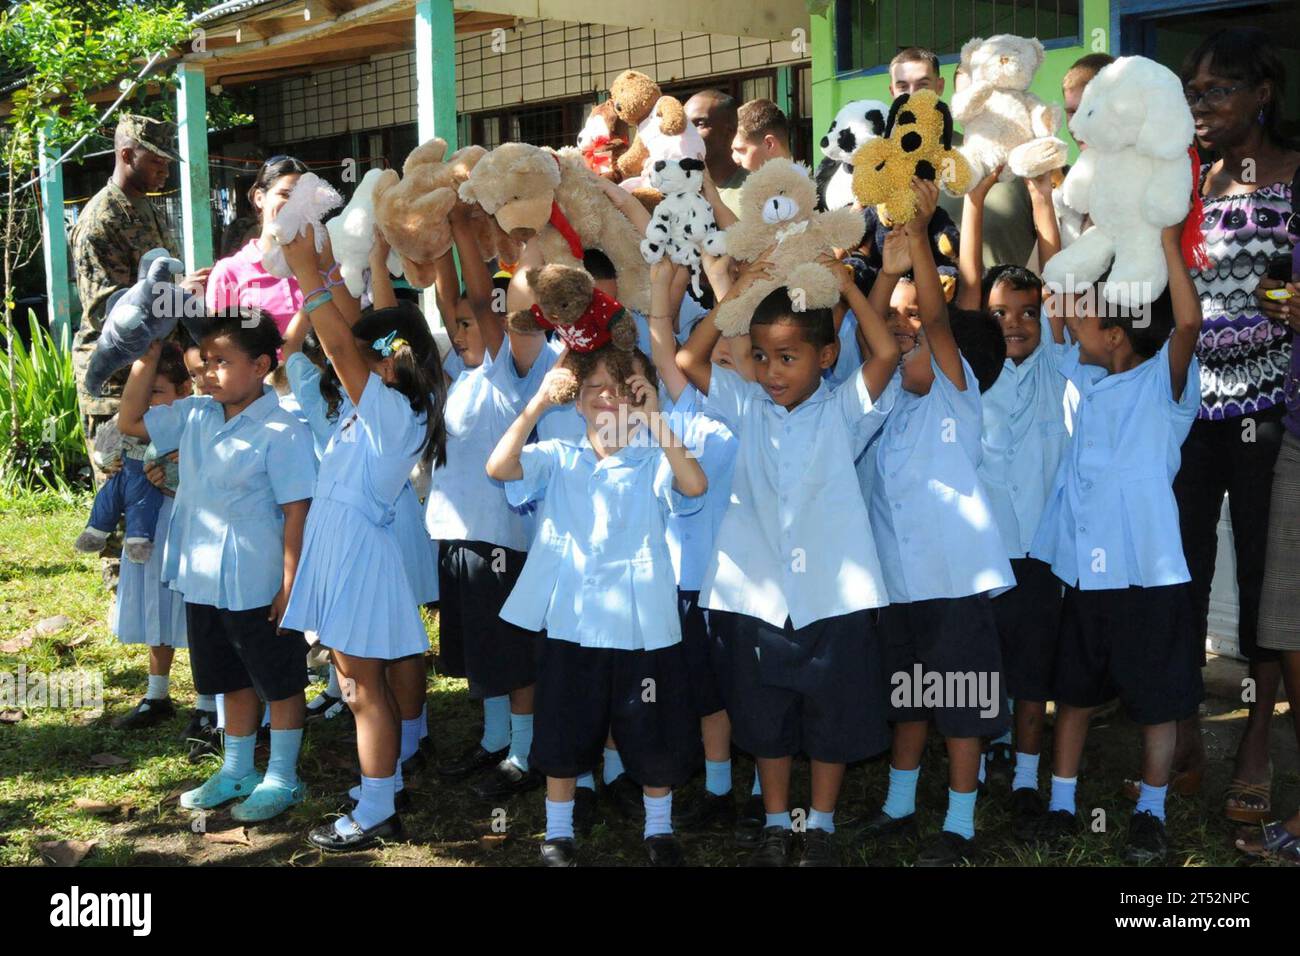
left=458, top=142, right=651, bottom=312
left=711, top=159, right=867, bottom=336
left=608, top=70, right=703, bottom=182
left=372, top=138, right=519, bottom=288
left=506, top=263, right=639, bottom=404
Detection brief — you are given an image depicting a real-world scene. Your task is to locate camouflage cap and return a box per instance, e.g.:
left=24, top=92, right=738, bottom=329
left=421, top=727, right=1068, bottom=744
left=116, top=114, right=181, bottom=162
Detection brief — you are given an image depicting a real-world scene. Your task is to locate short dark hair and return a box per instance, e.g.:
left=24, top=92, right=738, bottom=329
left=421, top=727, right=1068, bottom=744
left=200, top=307, right=284, bottom=372
left=982, top=264, right=1044, bottom=305
left=949, top=307, right=1007, bottom=393
left=156, top=341, right=190, bottom=388
left=1180, top=27, right=1292, bottom=149
left=890, top=47, right=941, bottom=78
left=582, top=248, right=617, bottom=281
left=1063, top=52, right=1115, bottom=90
left=1098, top=286, right=1174, bottom=360
left=736, top=99, right=790, bottom=146
left=750, top=287, right=836, bottom=350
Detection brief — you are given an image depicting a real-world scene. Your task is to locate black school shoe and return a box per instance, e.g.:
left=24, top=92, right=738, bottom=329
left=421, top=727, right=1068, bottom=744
left=675, top=790, right=736, bottom=833
left=734, top=794, right=766, bottom=847
left=308, top=814, right=403, bottom=853
left=1010, top=788, right=1047, bottom=842
left=798, top=827, right=840, bottom=867
left=603, top=774, right=644, bottom=820
left=1123, top=811, right=1168, bottom=864
left=645, top=833, right=686, bottom=866
left=540, top=837, right=577, bottom=867
left=436, top=742, right=507, bottom=780
left=471, top=758, right=543, bottom=799
left=985, top=743, right=1014, bottom=790
left=915, top=830, right=975, bottom=867
left=1034, top=808, right=1082, bottom=846
left=861, top=810, right=918, bottom=841
left=115, top=696, right=175, bottom=730
left=747, top=826, right=793, bottom=867
left=574, top=787, right=600, bottom=836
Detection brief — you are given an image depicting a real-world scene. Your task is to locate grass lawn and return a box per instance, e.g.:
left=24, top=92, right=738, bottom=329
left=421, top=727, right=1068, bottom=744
left=1, top=492, right=1296, bottom=868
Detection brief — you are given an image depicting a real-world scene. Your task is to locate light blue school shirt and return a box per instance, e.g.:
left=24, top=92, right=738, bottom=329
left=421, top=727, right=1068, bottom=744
left=285, top=352, right=340, bottom=460
left=426, top=336, right=548, bottom=551
left=872, top=356, right=1015, bottom=603
left=662, top=385, right=737, bottom=593
left=699, top=363, right=895, bottom=629
left=979, top=314, right=1079, bottom=558
left=828, top=309, right=865, bottom=387
left=145, top=385, right=317, bottom=610
left=442, top=347, right=465, bottom=381
left=1031, top=340, right=1201, bottom=590
left=499, top=435, right=701, bottom=650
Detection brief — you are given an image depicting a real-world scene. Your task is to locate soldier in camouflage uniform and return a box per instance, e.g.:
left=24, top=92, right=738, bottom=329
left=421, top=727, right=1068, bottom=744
left=69, top=114, right=209, bottom=588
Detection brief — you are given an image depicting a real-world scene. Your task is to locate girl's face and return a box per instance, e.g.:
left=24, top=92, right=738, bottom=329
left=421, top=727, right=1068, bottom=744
left=254, top=173, right=301, bottom=227
left=198, top=334, right=270, bottom=406
left=451, top=300, right=485, bottom=368
left=577, top=357, right=643, bottom=442
left=183, top=347, right=208, bottom=395
left=988, top=281, right=1042, bottom=364
left=886, top=281, right=922, bottom=355
left=149, top=376, right=189, bottom=407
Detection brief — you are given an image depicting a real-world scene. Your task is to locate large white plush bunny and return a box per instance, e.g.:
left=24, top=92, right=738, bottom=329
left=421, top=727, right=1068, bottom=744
left=326, top=168, right=403, bottom=299
left=262, top=172, right=344, bottom=278
left=815, top=99, right=889, bottom=211
left=640, top=157, right=726, bottom=297
left=1041, top=56, right=1195, bottom=309
left=951, top=34, right=1068, bottom=182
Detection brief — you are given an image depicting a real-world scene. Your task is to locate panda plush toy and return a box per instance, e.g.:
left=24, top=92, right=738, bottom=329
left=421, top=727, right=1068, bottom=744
left=814, top=99, right=889, bottom=211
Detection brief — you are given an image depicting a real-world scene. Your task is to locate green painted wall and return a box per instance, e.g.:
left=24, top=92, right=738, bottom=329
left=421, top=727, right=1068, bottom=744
left=810, top=0, right=1112, bottom=164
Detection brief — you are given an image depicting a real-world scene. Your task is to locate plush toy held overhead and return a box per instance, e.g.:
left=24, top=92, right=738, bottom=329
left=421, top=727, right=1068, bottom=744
left=711, top=159, right=867, bottom=336
left=858, top=204, right=962, bottom=301
left=577, top=100, right=630, bottom=181
left=1040, top=56, right=1196, bottom=309
left=951, top=34, right=1069, bottom=182
left=459, top=142, right=651, bottom=312
left=326, top=168, right=401, bottom=299
left=505, top=264, right=638, bottom=404
left=608, top=70, right=706, bottom=182
left=641, top=158, right=727, bottom=297
left=815, top=99, right=889, bottom=211
left=851, top=90, right=974, bottom=224
left=262, top=172, right=343, bottom=278
left=84, top=249, right=191, bottom=397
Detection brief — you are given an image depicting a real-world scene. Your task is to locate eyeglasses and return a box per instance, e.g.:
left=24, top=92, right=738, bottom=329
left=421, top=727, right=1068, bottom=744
left=1184, top=85, right=1243, bottom=110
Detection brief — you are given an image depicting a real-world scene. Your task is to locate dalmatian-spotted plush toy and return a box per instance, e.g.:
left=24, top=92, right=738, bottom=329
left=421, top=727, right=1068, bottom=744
left=640, top=157, right=726, bottom=296
left=815, top=99, right=889, bottom=211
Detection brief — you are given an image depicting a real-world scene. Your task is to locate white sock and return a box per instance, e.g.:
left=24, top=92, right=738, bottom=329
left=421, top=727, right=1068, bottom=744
left=418, top=703, right=429, bottom=741
left=145, top=673, right=169, bottom=701
left=195, top=694, right=216, bottom=712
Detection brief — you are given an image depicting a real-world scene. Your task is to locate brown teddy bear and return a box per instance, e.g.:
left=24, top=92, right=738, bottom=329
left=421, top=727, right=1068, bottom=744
left=373, top=138, right=519, bottom=288
left=608, top=70, right=701, bottom=182
left=458, top=142, right=651, bottom=313
left=506, top=263, right=639, bottom=404
left=711, top=158, right=867, bottom=336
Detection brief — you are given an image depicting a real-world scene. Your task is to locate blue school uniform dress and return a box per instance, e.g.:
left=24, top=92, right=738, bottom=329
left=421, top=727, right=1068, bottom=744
left=426, top=337, right=551, bottom=697
left=112, top=495, right=187, bottom=648
left=1030, top=341, right=1204, bottom=723
left=871, top=356, right=1014, bottom=738
left=500, top=430, right=703, bottom=785
left=699, top=364, right=895, bottom=763
left=286, top=353, right=438, bottom=604
left=283, top=374, right=431, bottom=660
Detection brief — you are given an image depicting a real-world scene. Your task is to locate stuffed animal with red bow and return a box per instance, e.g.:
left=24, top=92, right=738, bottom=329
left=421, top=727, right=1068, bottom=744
left=577, top=100, right=630, bottom=181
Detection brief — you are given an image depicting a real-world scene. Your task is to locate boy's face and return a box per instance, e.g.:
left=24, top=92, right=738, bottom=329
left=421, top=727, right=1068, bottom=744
left=451, top=300, right=485, bottom=368
left=198, top=334, right=270, bottom=405
left=731, top=133, right=767, bottom=172
left=578, top=356, right=647, bottom=446
left=987, top=281, right=1042, bottom=364
left=1064, top=294, right=1116, bottom=367
left=709, top=335, right=735, bottom=370
left=750, top=320, right=836, bottom=411
left=1063, top=83, right=1088, bottom=147
left=886, top=281, right=922, bottom=355
left=183, top=347, right=208, bottom=395
left=900, top=326, right=936, bottom=395
left=149, top=376, right=187, bottom=407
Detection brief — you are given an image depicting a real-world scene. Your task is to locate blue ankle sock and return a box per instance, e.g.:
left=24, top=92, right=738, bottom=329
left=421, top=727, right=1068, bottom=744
left=263, top=728, right=303, bottom=790
left=943, top=788, right=977, bottom=840
left=261, top=703, right=271, bottom=728
left=507, top=712, right=533, bottom=772
left=751, top=767, right=762, bottom=796
left=882, top=765, right=920, bottom=819
left=400, top=716, right=422, bottom=763
left=602, top=747, right=625, bottom=785
left=808, top=808, right=835, bottom=833
left=1136, top=782, right=1168, bottom=822
left=195, top=694, right=216, bottom=712
left=765, top=810, right=792, bottom=830
left=705, top=759, right=731, bottom=796
left=346, top=774, right=395, bottom=832
left=1012, top=752, right=1040, bottom=792
left=1049, top=775, right=1078, bottom=815
left=576, top=772, right=596, bottom=791
left=545, top=798, right=575, bottom=841
left=977, top=752, right=987, bottom=785
left=643, top=792, right=673, bottom=838
left=480, top=696, right=510, bottom=752
left=222, top=732, right=255, bottom=779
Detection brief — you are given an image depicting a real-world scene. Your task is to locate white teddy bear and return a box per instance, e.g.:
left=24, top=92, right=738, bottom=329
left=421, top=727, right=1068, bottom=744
left=262, top=172, right=344, bottom=278
left=640, top=157, right=726, bottom=297
left=326, top=168, right=403, bottom=299
left=951, top=34, right=1068, bottom=183
left=815, top=99, right=889, bottom=211
left=1041, top=56, right=1195, bottom=309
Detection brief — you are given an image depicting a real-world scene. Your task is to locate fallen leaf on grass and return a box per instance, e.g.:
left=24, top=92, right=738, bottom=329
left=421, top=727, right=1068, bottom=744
left=478, top=833, right=509, bottom=849
left=0, top=709, right=25, bottom=724
left=72, top=798, right=117, bottom=816
left=37, top=839, right=97, bottom=867
left=88, top=752, right=129, bottom=768
left=203, top=827, right=251, bottom=846
left=35, top=615, right=71, bottom=635
left=0, top=634, right=32, bottom=654
left=2, top=616, right=72, bottom=653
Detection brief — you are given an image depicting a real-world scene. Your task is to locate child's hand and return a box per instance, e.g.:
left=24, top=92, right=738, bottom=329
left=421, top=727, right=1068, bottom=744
left=880, top=227, right=912, bottom=276
left=817, top=251, right=854, bottom=295
left=723, top=249, right=777, bottom=304
left=268, top=583, right=290, bottom=634
left=969, top=166, right=1003, bottom=205
left=626, top=372, right=660, bottom=417
left=905, top=178, right=940, bottom=235
left=369, top=228, right=392, bottom=270
left=650, top=258, right=679, bottom=291
left=1025, top=168, right=1055, bottom=203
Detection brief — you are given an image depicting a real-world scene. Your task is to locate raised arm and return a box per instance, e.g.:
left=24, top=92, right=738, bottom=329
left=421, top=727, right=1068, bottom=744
left=649, top=259, right=690, bottom=401
left=368, top=230, right=398, bottom=311
left=702, top=168, right=738, bottom=230
left=1026, top=170, right=1062, bottom=271
left=452, top=211, right=504, bottom=361
left=1164, top=222, right=1201, bottom=403
left=486, top=367, right=569, bottom=481
left=825, top=252, right=899, bottom=399
left=957, top=167, right=1000, bottom=311
left=628, top=372, right=707, bottom=497
left=117, top=340, right=162, bottom=441
left=908, top=178, right=967, bottom=391
left=595, top=175, right=651, bottom=233
left=316, top=229, right=362, bottom=328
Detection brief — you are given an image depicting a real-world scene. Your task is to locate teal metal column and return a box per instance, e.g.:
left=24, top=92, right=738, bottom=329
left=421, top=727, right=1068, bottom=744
left=176, top=63, right=213, bottom=271
left=415, top=0, right=459, bottom=333
left=775, top=65, right=795, bottom=120
left=38, top=122, right=71, bottom=344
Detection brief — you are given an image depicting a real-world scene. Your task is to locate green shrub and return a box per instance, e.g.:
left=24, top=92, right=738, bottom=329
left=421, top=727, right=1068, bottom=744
left=0, top=310, right=88, bottom=493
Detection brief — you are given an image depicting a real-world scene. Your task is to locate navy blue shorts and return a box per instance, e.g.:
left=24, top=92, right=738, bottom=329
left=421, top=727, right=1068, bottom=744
left=438, top=540, right=539, bottom=698
left=678, top=590, right=726, bottom=719
left=531, top=639, right=701, bottom=787
left=727, top=609, right=890, bottom=763
left=992, top=558, right=1064, bottom=703
left=1055, top=583, right=1203, bottom=724
left=185, top=602, right=308, bottom=702
left=880, top=595, right=1010, bottom=739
